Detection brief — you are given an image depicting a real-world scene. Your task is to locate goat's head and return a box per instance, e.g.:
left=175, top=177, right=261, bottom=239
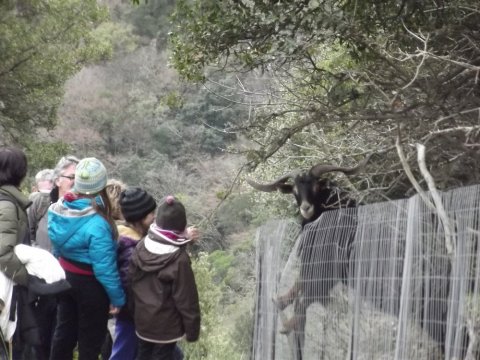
left=247, top=157, right=370, bottom=225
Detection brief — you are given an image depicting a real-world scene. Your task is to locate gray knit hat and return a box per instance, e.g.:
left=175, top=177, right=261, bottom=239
left=74, top=157, right=107, bottom=195
left=120, top=187, right=157, bottom=223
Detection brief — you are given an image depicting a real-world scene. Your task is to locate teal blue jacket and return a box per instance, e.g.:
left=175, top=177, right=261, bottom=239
left=48, top=197, right=125, bottom=307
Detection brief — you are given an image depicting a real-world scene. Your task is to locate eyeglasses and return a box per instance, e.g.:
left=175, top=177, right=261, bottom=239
left=60, top=175, right=75, bottom=180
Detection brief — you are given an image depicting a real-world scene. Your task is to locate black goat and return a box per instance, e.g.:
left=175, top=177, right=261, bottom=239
left=248, top=158, right=457, bottom=359
left=246, top=161, right=367, bottom=227
left=247, top=159, right=368, bottom=353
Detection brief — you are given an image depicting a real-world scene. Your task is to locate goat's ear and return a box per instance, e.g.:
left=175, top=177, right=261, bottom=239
left=315, top=178, right=330, bottom=189
left=278, top=184, right=294, bottom=194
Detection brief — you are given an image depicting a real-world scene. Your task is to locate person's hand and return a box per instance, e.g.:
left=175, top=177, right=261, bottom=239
left=109, top=305, right=120, bottom=315
left=186, top=226, right=200, bottom=242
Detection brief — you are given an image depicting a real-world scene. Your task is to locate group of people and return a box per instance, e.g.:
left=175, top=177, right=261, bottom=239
left=0, top=147, right=201, bottom=360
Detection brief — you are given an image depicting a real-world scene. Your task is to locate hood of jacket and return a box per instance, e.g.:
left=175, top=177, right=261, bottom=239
left=48, top=198, right=97, bottom=248
left=0, top=185, right=31, bottom=211
left=132, top=235, right=184, bottom=273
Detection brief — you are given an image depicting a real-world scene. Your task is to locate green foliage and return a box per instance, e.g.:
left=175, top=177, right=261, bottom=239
left=230, top=304, right=254, bottom=357
left=161, top=91, right=185, bottom=110
left=208, top=250, right=235, bottom=283
left=169, top=0, right=446, bottom=79
left=181, top=253, right=242, bottom=360
left=224, top=238, right=256, bottom=295
left=126, top=0, right=175, bottom=43
left=169, top=0, right=227, bottom=81
left=0, top=0, right=112, bottom=145
left=171, top=0, right=480, bottom=197
left=21, top=140, right=71, bottom=190
left=204, top=243, right=256, bottom=355
left=94, top=21, right=139, bottom=54
left=200, top=129, right=225, bottom=155
left=88, top=110, right=121, bottom=156
left=214, top=194, right=254, bottom=236
left=110, top=152, right=168, bottom=189
left=152, top=123, right=183, bottom=156
left=62, top=42, right=242, bottom=160
left=25, top=141, right=72, bottom=175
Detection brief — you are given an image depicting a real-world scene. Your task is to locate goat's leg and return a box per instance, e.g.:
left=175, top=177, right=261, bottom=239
left=280, top=298, right=307, bottom=360
left=279, top=314, right=304, bottom=335
left=279, top=296, right=307, bottom=335
left=275, top=278, right=303, bottom=311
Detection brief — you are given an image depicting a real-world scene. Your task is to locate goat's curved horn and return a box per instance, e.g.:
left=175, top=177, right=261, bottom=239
left=246, top=172, right=297, bottom=192
left=310, top=154, right=372, bottom=178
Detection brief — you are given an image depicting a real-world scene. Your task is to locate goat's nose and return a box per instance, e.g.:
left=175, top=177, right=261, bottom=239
left=300, top=203, right=314, bottom=219
left=300, top=203, right=312, bottom=211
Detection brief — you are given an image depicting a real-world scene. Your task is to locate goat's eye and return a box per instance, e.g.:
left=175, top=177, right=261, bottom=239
left=313, top=183, right=320, bottom=193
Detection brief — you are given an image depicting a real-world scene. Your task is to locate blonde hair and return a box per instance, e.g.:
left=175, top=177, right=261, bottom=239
left=92, top=188, right=119, bottom=240
left=105, top=179, right=127, bottom=221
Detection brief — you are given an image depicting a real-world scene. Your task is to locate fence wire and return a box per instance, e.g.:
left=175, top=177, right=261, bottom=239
left=252, top=185, right=480, bottom=360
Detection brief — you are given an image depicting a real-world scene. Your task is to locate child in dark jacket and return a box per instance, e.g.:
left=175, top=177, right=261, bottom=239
left=109, top=187, right=156, bottom=360
left=130, top=195, right=201, bottom=360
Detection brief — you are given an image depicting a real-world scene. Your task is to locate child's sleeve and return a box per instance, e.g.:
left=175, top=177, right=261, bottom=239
left=172, top=254, right=201, bottom=342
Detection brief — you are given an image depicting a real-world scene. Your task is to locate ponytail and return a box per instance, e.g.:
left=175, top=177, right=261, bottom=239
left=92, top=188, right=119, bottom=240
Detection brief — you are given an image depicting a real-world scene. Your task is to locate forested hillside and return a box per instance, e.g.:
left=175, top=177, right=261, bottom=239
left=1, top=0, right=479, bottom=358
left=1, top=1, right=257, bottom=358
left=65, top=1, right=264, bottom=357
left=171, top=0, right=480, bottom=200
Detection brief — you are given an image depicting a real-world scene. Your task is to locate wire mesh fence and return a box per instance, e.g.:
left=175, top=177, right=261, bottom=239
left=252, top=185, right=480, bottom=360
